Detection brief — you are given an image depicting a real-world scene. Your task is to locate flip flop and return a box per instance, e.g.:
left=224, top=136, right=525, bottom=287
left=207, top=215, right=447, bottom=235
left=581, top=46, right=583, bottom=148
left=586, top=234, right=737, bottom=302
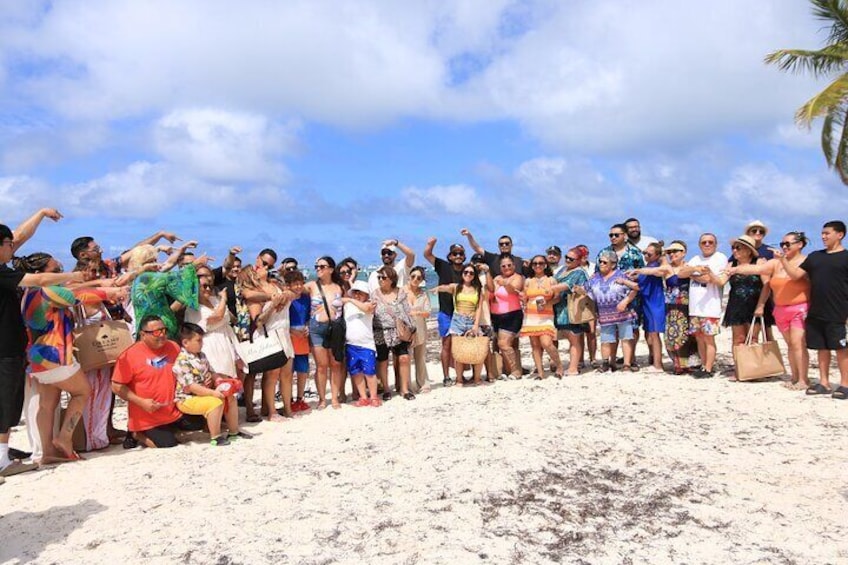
left=831, top=386, right=848, bottom=400
left=245, top=414, right=262, bottom=423
left=0, top=459, right=37, bottom=477
left=806, top=383, right=832, bottom=396
left=7, top=447, right=31, bottom=460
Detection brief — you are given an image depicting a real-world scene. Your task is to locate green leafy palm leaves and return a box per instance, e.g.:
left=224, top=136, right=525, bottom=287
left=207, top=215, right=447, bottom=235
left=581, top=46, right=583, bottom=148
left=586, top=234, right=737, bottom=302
left=766, top=0, right=848, bottom=183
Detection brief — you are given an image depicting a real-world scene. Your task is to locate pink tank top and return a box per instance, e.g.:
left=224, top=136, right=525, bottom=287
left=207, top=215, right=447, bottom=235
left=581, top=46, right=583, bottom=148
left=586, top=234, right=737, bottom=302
left=491, top=283, right=521, bottom=315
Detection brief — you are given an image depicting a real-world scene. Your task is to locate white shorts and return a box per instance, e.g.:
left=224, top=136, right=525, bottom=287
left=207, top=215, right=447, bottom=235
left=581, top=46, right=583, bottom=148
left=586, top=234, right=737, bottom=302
left=32, top=363, right=81, bottom=385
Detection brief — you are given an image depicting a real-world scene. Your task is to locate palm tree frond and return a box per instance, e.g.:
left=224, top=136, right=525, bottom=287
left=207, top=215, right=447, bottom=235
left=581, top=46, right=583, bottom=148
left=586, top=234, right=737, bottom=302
left=811, top=0, right=848, bottom=45
left=764, top=45, right=848, bottom=77
left=794, top=73, right=848, bottom=127
left=833, top=105, right=848, bottom=183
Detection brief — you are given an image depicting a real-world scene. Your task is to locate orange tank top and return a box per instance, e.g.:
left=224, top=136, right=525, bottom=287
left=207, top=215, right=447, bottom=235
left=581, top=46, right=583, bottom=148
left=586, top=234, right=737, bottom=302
left=769, top=276, right=810, bottom=306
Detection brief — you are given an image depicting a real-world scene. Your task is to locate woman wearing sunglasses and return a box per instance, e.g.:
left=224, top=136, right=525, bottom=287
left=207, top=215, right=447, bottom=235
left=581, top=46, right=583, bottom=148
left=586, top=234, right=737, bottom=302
left=406, top=266, right=431, bottom=393
left=726, top=231, right=811, bottom=390
left=432, top=263, right=486, bottom=385
left=304, top=257, right=345, bottom=409
left=373, top=266, right=416, bottom=399
left=574, top=250, right=640, bottom=372
left=521, top=255, right=565, bottom=378
left=553, top=247, right=590, bottom=375
left=721, top=235, right=768, bottom=379
left=633, top=241, right=693, bottom=374
left=486, top=256, right=525, bottom=379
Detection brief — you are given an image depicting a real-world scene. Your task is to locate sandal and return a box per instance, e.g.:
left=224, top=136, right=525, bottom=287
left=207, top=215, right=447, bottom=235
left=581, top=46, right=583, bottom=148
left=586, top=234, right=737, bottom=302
left=370, top=398, right=383, bottom=407
left=245, top=414, right=262, bottom=423
left=622, top=365, right=640, bottom=372
left=403, top=392, right=416, bottom=400
left=210, top=435, right=231, bottom=447
left=355, top=398, right=371, bottom=407
left=806, top=383, right=832, bottom=396
left=831, top=386, right=848, bottom=400
left=229, top=430, right=254, bottom=439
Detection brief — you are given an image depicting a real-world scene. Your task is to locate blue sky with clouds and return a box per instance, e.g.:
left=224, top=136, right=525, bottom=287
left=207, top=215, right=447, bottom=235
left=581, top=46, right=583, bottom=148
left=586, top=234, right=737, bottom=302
left=1, top=0, right=845, bottom=268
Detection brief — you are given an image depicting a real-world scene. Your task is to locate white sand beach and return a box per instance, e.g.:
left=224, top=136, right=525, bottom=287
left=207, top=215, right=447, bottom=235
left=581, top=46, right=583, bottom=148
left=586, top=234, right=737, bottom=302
left=1, top=329, right=847, bottom=565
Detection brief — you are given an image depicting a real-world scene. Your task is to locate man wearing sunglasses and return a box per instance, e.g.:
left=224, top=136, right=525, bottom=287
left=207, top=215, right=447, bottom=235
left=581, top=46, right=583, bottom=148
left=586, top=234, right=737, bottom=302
left=680, top=233, right=728, bottom=379
left=424, top=237, right=466, bottom=386
left=71, top=229, right=181, bottom=279
left=111, top=315, right=183, bottom=448
left=368, top=238, right=415, bottom=294
left=460, top=229, right=525, bottom=277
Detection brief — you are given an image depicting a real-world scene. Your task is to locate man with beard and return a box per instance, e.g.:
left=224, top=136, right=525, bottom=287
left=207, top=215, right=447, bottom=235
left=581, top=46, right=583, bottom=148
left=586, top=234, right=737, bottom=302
left=461, top=229, right=526, bottom=277
left=424, top=238, right=465, bottom=386
left=368, top=239, right=415, bottom=294
left=624, top=218, right=658, bottom=252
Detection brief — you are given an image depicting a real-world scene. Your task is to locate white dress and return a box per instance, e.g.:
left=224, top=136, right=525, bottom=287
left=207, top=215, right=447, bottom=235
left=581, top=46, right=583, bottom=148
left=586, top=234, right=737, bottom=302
left=185, top=296, right=238, bottom=378
left=263, top=301, right=295, bottom=358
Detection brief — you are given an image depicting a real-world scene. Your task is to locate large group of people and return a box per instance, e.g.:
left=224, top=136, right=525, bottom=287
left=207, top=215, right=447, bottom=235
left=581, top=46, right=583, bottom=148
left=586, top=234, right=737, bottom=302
left=1, top=208, right=847, bottom=483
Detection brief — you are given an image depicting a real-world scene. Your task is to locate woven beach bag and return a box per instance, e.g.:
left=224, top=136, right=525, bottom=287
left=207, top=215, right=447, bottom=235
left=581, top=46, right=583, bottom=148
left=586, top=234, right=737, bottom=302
left=451, top=334, right=490, bottom=365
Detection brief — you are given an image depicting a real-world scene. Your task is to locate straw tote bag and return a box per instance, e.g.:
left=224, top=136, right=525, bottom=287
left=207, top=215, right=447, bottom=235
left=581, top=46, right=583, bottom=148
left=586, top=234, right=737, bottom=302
left=567, top=293, right=596, bottom=324
left=72, top=305, right=134, bottom=372
left=733, top=316, right=786, bottom=382
left=451, top=333, right=490, bottom=365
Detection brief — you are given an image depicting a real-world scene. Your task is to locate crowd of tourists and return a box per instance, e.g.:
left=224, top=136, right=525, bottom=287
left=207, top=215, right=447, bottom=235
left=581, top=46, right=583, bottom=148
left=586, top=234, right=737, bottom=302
left=1, top=208, right=846, bottom=482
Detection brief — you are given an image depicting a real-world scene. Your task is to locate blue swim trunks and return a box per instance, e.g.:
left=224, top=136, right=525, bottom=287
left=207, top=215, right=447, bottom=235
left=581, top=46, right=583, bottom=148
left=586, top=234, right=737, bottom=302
left=292, top=354, right=309, bottom=374
left=437, top=312, right=452, bottom=338
left=346, top=344, right=376, bottom=376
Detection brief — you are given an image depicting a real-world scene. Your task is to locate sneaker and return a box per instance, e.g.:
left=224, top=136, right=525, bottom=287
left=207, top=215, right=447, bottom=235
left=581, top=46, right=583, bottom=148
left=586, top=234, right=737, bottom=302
left=210, top=435, right=231, bottom=446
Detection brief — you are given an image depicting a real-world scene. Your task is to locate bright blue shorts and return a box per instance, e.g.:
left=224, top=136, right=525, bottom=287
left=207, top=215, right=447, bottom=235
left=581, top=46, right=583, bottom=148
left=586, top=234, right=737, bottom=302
left=346, top=345, right=376, bottom=377
left=292, top=354, right=309, bottom=374
left=438, top=312, right=452, bottom=338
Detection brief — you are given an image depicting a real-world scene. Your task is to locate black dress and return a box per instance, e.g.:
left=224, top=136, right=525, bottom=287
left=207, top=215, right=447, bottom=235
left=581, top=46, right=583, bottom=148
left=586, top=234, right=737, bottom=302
left=722, top=259, right=762, bottom=327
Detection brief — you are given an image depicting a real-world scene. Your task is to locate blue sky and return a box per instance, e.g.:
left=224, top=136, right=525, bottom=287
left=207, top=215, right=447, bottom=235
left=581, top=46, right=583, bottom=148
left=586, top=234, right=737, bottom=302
left=1, top=0, right=845, bottom=269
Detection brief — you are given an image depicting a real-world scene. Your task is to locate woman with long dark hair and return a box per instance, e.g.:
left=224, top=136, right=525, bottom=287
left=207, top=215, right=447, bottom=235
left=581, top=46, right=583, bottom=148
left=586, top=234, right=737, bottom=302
left=305, top=256, right=345, bottom=409
left=432, top=263, right=486, bottom=386
left=521, top=255, right=564, bottom=378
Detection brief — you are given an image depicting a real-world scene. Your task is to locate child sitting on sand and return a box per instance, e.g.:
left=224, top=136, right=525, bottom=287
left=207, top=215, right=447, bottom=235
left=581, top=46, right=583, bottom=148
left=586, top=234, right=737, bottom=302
left=343, top=281, right=381, bottom=407
left=172, top=323, right=252, bottom=446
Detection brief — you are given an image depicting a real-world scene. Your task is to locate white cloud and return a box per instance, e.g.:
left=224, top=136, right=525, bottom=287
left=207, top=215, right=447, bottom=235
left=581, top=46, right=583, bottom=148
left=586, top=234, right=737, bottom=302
left=402, top=184, right=483, bottom=216
left=153, top=108, right=295, bottom=183
left=0, top=175, right=52, bottom=219
left=0, top=1, right=827, bottom=152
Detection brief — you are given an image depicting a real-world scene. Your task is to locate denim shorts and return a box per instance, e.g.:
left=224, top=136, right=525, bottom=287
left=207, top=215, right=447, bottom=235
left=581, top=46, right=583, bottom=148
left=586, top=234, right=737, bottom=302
left=309, top=319, right=330, bottom=347
left=449, top=313, right=476, bottom=336
left=599, top=321, right=634, bottom=344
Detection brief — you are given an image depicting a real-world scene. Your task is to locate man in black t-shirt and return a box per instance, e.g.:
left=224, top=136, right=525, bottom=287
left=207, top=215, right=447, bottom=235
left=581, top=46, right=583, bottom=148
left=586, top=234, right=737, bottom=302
left=781, top=220, right=848, bottom=398
left=461, top=229, right=526, bottom=277
left=424, top=237, right=465, bottom=386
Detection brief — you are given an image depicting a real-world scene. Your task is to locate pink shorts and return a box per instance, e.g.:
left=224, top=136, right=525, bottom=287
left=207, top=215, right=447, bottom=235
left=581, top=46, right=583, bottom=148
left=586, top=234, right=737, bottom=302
left=774, top=302, right=808, bottom=333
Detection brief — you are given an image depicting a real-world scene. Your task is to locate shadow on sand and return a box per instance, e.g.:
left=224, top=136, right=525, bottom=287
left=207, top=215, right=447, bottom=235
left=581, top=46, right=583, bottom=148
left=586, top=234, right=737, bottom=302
left=0, top=499, right=107, bottom=563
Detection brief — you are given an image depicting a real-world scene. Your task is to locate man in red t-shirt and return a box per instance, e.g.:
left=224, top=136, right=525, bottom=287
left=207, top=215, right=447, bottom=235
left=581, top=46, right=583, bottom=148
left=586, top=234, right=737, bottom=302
left=112, top=315, right=182, bottom=447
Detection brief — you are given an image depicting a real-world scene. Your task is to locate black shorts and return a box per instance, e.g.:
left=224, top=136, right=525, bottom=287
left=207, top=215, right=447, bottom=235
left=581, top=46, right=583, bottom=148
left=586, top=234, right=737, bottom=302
left=805, top=317, right=848, bottom=350
left=138, top=424, right=179, bottom=448
left=0, top=356, right=26, bottom=434
left=376, top=342, right=410, bottom=362
left=491, top=310, right=523, bottom=335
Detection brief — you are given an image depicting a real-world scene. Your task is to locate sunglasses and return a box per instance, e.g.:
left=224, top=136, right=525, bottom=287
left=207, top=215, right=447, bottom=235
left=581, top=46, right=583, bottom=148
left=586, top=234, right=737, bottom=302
left=462, top=270, right=475, bottom=275
left=314, top=264, right=329, bottom=270
left=284, top=266, right=298, bottom=272
left=381, top=250, right=395, bottom=256
left=141, top=328, right=167, bottom=337
left=598, top=260, right=611, bottom=265
left=501, top=263, right=514, bottom=269
left=377, top=275, right=388, bottom=280
left=779, top=241, right=798, bottom=248
left=531, top=261, right=547, bottom=266
left=700, top=241, right=716, bottom=246
left=564, top=256, right=577, bottom=263
left=748, top=228, right=765, bottom=235
left=339, top=269, right=351, bottom=276
left=450, top=251, right=465, bottom=257
left=731, top=245, right=744, bottom=251
left=498, top=242, right=511, bottom=248
left=608, top=233, right=624, bottom=238
left=410, top=274, right=423, bottom=280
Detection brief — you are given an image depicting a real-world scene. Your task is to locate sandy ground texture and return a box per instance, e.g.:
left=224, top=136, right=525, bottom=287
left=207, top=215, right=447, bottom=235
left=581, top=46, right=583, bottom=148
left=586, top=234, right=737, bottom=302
left=2, top=329, right=848, bottom=565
